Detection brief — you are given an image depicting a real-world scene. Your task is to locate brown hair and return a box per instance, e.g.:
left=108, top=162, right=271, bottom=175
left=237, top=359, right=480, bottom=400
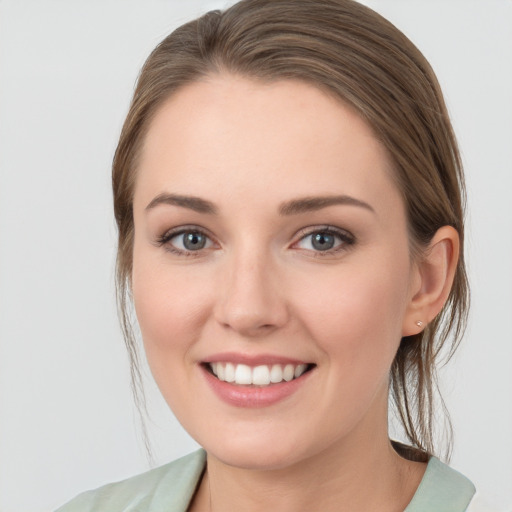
left=113, top=0, right=468, bottom=461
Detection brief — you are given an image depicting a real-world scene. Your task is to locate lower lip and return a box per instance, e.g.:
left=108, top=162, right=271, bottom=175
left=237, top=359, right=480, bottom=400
left=201, top=365, right=313, bottom=408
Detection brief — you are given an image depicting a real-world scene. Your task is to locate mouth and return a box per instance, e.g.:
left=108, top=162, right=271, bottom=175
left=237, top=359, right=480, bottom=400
left=204, top=362, right=315, bottom=387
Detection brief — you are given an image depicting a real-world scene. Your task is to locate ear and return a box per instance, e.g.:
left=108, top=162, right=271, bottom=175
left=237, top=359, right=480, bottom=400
left=402, top=226, right=460, bottom=336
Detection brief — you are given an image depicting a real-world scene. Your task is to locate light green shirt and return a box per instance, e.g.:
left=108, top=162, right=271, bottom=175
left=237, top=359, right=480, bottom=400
left=56, top=449, right=476, bottom=512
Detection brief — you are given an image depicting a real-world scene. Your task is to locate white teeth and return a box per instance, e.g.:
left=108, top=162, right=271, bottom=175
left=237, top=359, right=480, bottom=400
left=224, top=362, right=236, bottom=383
left=294, top=364, right=307, bottom=378
left=252, top=365, right=270, bottom=386
left=283, top=364, right=294, bottom=382
left=208, top=362, right=310, bottom=386
left=235, top=364, right=252, bottom=385
left=270, top=364, right=283, bottom=383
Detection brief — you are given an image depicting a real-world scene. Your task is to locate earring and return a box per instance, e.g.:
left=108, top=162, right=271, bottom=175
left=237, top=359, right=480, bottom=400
left=415, top=320, right=424, bottom=327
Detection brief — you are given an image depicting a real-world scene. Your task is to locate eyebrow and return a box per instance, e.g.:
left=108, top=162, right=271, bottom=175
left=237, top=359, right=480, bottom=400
left=145, top=193, right=218, bottom=214
left=145, top=193, right=374, bottom=216
left=279, top=195, right=375, bottom=215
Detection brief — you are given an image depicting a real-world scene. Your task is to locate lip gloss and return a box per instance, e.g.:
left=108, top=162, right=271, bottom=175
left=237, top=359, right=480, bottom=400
left=200, top=364, right=313, bottom=408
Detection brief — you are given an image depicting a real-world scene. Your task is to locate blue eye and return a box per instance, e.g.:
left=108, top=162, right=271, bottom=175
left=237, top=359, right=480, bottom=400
left=159, top=229, right=213, bottom=254
left=177, top=232, right=208, bottom=251
left=311, top=232, right=336, bottom=251
left=295, top=228, right=354, bottom=253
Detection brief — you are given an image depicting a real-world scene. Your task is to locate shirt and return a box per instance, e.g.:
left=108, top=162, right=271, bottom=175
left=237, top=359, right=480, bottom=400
left=56, top=449, right=478, bottom=512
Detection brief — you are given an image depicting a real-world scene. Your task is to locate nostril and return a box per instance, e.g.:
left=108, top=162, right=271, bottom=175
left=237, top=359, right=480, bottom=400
left=218, top=312, right=282, bottom=337
left=214, top=267, right=289, bottom=334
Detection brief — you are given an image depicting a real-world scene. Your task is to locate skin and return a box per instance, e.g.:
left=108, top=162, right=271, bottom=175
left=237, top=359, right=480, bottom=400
left=131, top=75, right=459, bottom=511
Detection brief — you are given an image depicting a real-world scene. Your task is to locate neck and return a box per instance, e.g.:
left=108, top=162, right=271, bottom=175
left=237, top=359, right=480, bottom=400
left=188, top=385, right=426, bottom=512
left=190, top=428, right=426, bottom=512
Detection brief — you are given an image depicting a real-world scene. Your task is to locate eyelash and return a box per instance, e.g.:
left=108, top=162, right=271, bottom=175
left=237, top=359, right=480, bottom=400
left=156, top=225, right=356, bottom=257
left=292, top=225, right=356, bottom=257
left=156, top=226, right=215, bottom=257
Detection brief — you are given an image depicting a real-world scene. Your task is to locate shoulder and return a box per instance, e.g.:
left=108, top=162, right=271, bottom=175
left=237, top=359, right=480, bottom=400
left=55, top=449, right=206, bottom=512
left=406, top=457, right=476, bottom=512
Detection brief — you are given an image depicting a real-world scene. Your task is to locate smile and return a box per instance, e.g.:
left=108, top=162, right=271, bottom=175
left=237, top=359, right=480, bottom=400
left=201, top=355, right=316, bottom=407
left=208, top=362, right=311, bottom=386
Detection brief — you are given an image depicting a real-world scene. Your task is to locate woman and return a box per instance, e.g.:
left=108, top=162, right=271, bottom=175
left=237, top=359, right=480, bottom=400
left=57, top=0, right=483, bottom=510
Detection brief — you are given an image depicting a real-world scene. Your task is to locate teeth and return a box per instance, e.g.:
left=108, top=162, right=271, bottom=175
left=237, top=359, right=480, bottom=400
left=225, top=362, right=236, bottom=383
left=283, top=364, right=294, bottom=382
left=294, top=364, right=307, bottom=378
left=217, top=362, right=225, bottom=381
left=234, top=364, right=252, bottom=385
left=252, top=365, right=270, bottom=386
left=270, top=364, right=283, bottom=383
left=208, top=362, right=310, bottom=386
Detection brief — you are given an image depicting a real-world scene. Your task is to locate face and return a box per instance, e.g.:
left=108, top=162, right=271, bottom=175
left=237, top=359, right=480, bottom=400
left=132, top=75, right=420, bottom=470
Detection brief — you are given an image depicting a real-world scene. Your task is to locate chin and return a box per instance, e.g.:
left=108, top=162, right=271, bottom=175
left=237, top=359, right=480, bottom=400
left=207, top=442, right=306, bottom=471
left=194, top=422, right=334, bottom=472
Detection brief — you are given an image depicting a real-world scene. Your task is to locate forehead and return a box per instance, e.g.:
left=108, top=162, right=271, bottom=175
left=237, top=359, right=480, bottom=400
left=134, top=75, right=401, bottom=217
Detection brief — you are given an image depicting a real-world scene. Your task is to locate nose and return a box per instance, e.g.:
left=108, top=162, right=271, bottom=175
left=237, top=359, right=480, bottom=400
left=214, top=248, right=289, bottom=338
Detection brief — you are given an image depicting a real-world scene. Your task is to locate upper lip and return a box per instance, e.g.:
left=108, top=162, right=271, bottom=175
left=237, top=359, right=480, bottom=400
left=203, top=352, right=313, bottom=366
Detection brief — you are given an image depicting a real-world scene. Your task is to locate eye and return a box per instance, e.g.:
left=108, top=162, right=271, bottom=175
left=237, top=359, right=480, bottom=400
left=174, top=231, right=211, bottom=251
left=157, top=228, right=214, bottom=255
left=293, top=227, right=355, bottom=253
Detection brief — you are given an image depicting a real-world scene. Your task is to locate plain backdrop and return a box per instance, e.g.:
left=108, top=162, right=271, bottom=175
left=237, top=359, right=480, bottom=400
left=0, top=1, right=511, bottom=511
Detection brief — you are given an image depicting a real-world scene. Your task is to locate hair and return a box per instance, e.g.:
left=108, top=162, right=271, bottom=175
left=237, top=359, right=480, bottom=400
left=113, top=0, right=468, bottom=462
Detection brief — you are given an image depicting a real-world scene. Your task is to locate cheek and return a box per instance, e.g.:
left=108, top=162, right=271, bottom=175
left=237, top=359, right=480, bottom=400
left=131, top=257, right=217, bottom=419
left=292, top=257, right=410, bottom=372
left=131, top=253, right=212, bottom=363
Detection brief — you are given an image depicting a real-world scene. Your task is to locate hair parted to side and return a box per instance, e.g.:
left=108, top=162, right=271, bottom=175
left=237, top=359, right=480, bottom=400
left=113, top=0, right=468, bottom=462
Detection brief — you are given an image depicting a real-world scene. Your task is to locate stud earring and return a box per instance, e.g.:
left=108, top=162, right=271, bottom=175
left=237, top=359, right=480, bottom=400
left=415, top=320, right=424, bottom=327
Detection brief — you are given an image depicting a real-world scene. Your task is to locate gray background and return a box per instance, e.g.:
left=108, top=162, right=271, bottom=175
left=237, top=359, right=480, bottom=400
left=0, top=1, right=511, bottom=510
